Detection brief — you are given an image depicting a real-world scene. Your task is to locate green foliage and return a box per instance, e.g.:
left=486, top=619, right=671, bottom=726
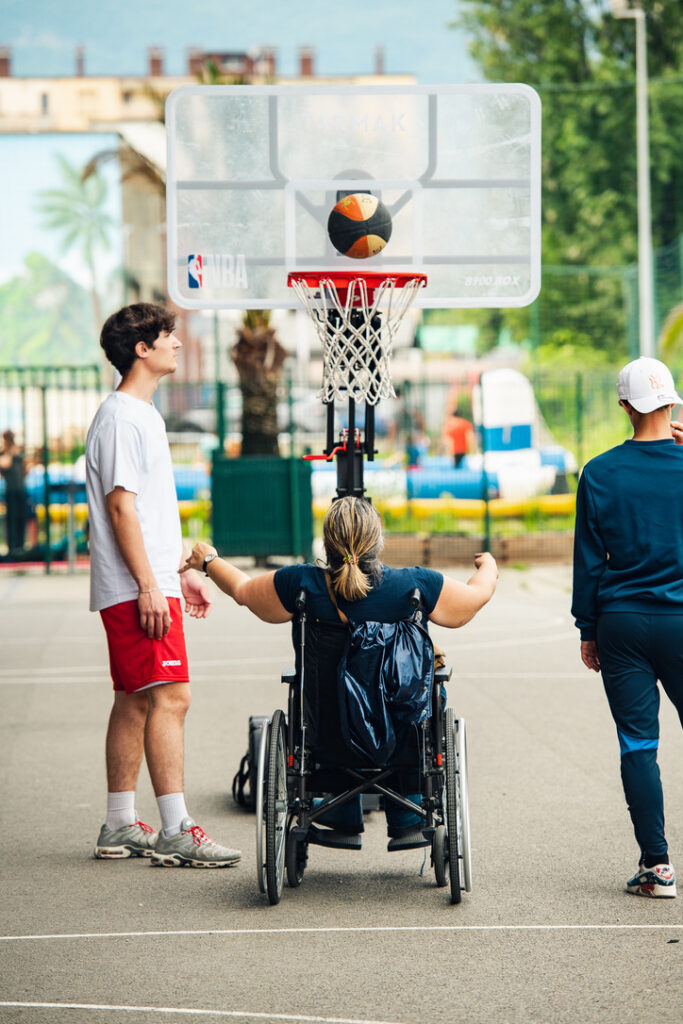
left=660, top=303, right=683, bottom=359
left=457, top=0, right=683, bottom=260
left=380, top=509, right=575, bottom=537
left=0, top=253, right=101, bottom=365
left=454, top=1, right=683, bottom=360
left=526, top=335, right=619, bottom=370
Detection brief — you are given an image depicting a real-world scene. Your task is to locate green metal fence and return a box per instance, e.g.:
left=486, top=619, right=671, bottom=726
left=0, top=364, right=675, bottom=569
left=3, top=226, right=682, bottom=570
left=0, top=365, right=105, bottom=571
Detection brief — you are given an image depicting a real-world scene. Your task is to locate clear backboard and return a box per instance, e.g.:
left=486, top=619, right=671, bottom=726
left=166, top=84, right=541, bottom=310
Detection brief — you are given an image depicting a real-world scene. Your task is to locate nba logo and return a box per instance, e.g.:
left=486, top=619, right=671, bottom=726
left=188, top=254, right=203, bottom=288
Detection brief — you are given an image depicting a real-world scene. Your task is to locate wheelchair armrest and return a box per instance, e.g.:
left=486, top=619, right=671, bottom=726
left=435, top=666, right=453, bottom=685
left=281, top=668, right=296, bottom=685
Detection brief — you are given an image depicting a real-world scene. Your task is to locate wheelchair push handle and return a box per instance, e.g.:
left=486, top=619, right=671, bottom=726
left=409, top=588, right=423, bottom=610
left=295, top=589, right=307, bottom=614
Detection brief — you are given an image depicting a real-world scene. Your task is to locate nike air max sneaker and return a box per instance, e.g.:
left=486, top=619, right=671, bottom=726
left=626, top=862, right=676, bottom=898
left=150, top=817, right=241, bottom=868
left=94, top=821, right=158, bottom=859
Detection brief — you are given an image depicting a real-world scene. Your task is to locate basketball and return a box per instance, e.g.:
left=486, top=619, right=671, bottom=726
left=327, top=193, right=392, bottom=259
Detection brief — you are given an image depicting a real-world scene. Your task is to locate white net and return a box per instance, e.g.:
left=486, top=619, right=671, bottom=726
left=289, top=275, right=425, bottom=406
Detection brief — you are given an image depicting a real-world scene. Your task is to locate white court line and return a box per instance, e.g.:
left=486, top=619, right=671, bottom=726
left=0, top=1004, right=401, bottom=1024
left=2, top=924, right=682, bottom=942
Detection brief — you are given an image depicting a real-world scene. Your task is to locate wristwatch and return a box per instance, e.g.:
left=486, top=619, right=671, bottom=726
left=202, top=552, right=218, bottom=576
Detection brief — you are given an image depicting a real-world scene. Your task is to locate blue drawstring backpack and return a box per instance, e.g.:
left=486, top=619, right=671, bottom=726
left=337, top=617, right=434, bottom=766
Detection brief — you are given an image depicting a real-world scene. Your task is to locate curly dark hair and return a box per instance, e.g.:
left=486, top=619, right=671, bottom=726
left=100, top=303, right=177, bottom=377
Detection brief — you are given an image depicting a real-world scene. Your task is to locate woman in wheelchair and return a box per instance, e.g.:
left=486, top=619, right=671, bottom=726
left=182, top=496, right=497, bottom=850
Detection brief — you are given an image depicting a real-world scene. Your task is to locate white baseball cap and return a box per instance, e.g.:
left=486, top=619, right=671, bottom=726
left=617, top=357, right=683, bottom=413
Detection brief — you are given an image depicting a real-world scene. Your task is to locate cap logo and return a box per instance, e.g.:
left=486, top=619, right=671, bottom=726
left=649, top=374, right=664, bottom=391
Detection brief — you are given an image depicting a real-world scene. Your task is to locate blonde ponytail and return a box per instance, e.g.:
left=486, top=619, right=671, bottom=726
left=323, top=496, right=383, bottom=602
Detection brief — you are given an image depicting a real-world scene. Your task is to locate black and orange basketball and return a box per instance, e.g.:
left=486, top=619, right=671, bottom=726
left=327, top=193, right=392, bottom=259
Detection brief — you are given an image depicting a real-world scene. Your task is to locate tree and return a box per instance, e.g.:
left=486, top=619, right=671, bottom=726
left=231, top=311, right=288, bottom=456
left=35, top=154, right=115, bottom=329
left=453, top=0, right=683, bottom=357
left=456, top=0, right=683, bottom=263
left=659, top=303, right=683, bottom=361
left=0, top=253, right=98, bottom=365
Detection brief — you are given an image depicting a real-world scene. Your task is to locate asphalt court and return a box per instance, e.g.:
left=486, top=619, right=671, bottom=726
left=1, top=565, right=682, bottom=1024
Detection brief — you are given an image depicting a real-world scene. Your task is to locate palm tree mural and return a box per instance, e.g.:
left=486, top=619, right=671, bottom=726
left=36, top=154, right=114, bottom=328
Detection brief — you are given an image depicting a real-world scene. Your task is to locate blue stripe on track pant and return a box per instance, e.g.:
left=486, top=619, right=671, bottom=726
left=597, top=612, right=683, bottom=862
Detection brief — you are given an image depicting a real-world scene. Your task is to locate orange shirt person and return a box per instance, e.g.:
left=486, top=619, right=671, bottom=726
left=443, top=409, right=475, bottom=468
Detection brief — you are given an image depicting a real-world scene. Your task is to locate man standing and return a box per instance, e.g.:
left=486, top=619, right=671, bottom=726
left=572, top=356, right=683, bottom=898
left=86, top=303, right=240, bottom=868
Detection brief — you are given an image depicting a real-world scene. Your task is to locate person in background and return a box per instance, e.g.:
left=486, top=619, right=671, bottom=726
left=86, top=302, right=240, bottom=869
left=442, top=406, right=475, bottom=468
left=572, top=356, right=683, bottom=898
left=0, top=429, right=28, bottom=556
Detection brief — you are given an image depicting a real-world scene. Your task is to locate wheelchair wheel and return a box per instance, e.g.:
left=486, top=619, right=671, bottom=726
left=455, top=717, right=472, bottom=893
left=285, top=815, right=307, bottom=888
left=254, top=717, right=269, bottom=894
left=444, top=707, right=462, bottom=905
left=432, top=824, right=448, bottom=888
left=265, top=710, right=288, bottom=905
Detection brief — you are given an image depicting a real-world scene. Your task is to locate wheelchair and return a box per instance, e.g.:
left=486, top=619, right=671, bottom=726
left=255, top=586, right=472, bottom=906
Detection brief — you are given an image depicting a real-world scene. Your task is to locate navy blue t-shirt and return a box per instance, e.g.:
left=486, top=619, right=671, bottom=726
left=273, top=563, right=444, bottom=624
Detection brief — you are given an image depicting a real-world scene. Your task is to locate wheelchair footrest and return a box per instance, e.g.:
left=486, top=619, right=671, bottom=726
left=387, top=830, right=431, bottom=852
left=308, top=824, right=362, bottom=850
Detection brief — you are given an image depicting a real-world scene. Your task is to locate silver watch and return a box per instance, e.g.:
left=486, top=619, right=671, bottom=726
left=202, top=552, right=217, bottom=576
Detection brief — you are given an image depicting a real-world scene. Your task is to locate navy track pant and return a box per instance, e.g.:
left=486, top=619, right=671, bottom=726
left=597, top=612, right=683, bottom=861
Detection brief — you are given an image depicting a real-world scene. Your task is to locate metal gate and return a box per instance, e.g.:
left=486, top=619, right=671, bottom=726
left=0, top=365, right=106, bottom=571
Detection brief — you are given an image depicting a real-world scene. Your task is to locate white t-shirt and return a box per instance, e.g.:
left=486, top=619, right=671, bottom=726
left=85, top=391, right=183, bottom=612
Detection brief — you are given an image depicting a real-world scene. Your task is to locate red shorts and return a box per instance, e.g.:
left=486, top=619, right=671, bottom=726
left=100, top=597, right=189, bottom=693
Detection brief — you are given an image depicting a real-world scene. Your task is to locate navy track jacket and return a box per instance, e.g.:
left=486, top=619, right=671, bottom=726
left=572, top=438, right=683, bottom=641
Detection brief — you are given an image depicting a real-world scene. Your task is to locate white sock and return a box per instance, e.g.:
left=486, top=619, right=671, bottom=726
left=106, top=791, right=136, bottom=830
left=157, top=792, right=188, bottom=837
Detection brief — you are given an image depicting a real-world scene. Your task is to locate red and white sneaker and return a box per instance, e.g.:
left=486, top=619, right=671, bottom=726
left=626, top=862, right=676, bottom=898
left=150, top=817, right=240, bottom=868
left=94, top=821, right=158, bottom=859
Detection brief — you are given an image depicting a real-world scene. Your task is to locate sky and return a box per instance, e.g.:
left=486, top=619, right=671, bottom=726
left=2, top=0, right=478, bottom=83
left=0, top=1, right=479, bottom=292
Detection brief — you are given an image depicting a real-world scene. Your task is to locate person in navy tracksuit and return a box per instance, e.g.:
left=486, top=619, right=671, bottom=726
left=572, top=357, right=683, bottom=898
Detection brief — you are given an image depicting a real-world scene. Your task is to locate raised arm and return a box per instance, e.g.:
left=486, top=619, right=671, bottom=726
left=428, top=552, right=498, bottom=628
left=181, top=541, right=292, bottom=624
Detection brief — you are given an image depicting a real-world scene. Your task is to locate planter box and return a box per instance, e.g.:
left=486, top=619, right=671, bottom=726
left=382, top=530, right=573, bottom=566
left=211, top=454, right=313, bottom=560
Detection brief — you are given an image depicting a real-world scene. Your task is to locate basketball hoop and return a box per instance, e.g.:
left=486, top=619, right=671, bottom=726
left=288, top=272, right=427, bottom=406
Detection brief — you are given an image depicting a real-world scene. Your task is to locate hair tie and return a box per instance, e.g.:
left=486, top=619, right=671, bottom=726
left=343, top=553, right=359, bottom=566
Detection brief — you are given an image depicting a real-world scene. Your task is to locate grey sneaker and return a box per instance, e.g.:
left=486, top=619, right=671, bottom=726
left=94, top=821, right=158, bottom=859
left=150, top=817, right=241, bottom=868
